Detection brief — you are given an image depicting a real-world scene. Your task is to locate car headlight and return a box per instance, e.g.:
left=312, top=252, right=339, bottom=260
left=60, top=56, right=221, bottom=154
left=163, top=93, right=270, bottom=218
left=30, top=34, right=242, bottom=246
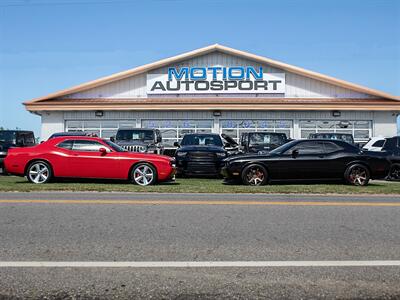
left=176, top=151, right=187, bottom=157
left=216, top=152, right=227, bottom=158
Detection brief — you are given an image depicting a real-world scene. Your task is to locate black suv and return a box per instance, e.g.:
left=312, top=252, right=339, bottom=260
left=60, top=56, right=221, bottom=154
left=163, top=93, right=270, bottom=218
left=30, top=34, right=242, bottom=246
left=174, top=133, right=237, bottom=177
left=111, top=128, right=163, bottom=154
left=382, top=136, right=400, bottom=181
left=240, top=132, right=288, bottom=154
left=0, top=130, right=36, bottom=174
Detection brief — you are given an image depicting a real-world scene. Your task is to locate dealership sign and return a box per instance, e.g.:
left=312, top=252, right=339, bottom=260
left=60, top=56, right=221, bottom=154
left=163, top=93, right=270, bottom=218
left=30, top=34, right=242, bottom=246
left=147, top=66, right=285, bottom=94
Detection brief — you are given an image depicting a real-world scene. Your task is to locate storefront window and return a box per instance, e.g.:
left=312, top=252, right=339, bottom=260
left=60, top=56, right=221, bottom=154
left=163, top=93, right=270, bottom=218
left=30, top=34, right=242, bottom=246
left=142, top=119, right=213, bottom=147
left=299, top=120, right=372, bottom=142
left=65, top=120, right=136, bottom=139
left=220, top=119, right=293, bottom=143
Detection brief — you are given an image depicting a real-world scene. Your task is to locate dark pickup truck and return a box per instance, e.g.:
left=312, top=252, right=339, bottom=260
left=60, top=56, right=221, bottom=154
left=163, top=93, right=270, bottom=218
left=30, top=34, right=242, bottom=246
left=240, top=132, right=289, bottom=154
left=0, top=130, right=36, bottom=174
left=111, top=128, right=164, bottom=154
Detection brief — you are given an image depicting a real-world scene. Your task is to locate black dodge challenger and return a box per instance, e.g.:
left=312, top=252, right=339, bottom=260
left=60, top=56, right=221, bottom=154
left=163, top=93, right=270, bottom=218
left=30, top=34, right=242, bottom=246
left=221, top=139, right=390, bottom=186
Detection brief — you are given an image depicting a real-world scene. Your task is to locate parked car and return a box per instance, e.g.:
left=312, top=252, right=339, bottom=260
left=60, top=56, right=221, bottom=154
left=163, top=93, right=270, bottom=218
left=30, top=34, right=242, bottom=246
left=221, top=139, right=390, bottom=186
left=381, top=136, right=400, bottom=181
left=174, top=133, right=237, bottom=177
left=308, top=133, right=355, bottom=145
left=111, top=128, right=163, bottom=154
left=48, top=132, right=97, bottom=139
left=4, top=136, right=176, bottom=186
left=0, top=130, right=36, bottom=174
left=362, top=137, right=386, bottom=152
left=240, top=132, right=288, bottom=154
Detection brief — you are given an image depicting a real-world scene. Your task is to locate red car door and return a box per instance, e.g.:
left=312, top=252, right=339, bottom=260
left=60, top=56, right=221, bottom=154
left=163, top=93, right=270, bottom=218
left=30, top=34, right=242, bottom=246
left=69, top=139, right=122, bottom=179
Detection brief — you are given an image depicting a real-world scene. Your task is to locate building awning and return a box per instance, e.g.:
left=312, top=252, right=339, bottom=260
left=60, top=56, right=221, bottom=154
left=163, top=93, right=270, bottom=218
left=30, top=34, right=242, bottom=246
left=24, top=97, right=400, bottom=112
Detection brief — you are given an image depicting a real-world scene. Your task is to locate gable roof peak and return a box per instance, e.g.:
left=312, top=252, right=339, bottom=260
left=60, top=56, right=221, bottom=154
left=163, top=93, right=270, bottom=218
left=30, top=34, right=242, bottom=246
left=24, top=44, right=399, bottom=104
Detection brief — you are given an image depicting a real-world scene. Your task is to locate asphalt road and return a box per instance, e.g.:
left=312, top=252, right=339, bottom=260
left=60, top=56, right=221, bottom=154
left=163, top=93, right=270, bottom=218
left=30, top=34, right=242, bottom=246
left=0, top=192, right=399, bottom=299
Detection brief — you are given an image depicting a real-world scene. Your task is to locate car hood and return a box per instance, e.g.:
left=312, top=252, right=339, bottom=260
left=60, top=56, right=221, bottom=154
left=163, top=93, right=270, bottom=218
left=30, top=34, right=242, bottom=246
left=224, top=152, right=275, bottom=162
left=178, top=145, right=225, bottom=153
left=248, top=144, right=281, bottom=152
left=115, top=140, right=152, bottom=146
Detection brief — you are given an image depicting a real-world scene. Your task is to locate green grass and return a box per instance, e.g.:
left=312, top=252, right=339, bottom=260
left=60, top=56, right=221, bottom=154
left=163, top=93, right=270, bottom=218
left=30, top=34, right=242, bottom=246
left=0, top=175, right=399, bottom=194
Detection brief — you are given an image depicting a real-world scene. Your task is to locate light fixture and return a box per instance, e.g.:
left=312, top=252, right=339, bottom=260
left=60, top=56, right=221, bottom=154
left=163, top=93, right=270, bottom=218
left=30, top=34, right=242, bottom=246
left=332, top=110, right=341, bottom=117
left=95, top=110, right=104, bottom=117
left=213, top=110, right=222, bottom=117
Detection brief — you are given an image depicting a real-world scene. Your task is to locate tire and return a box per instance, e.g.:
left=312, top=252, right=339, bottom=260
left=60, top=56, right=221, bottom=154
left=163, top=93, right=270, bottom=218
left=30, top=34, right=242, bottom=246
left=388, top=164, right=400, bottom=181
left=241, top=164, right=268, bottom=186
left=26, top=161, right=53, bottom=184
left=344, top=164, right=370, bottom=186
left=131, top=163, right=157, bottom=186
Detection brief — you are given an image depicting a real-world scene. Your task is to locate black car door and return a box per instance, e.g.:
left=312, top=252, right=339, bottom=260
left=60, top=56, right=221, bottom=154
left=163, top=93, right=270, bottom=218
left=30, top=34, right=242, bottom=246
left=319, top=141, right=348, bottom=179
left=276, top=140, right=328, bottom=180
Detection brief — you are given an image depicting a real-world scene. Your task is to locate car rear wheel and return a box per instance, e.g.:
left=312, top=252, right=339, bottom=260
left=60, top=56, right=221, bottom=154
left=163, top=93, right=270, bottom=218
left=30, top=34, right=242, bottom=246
left=131, top=163, right=156, bottom=186
left=27, top=161, right=52, bottom=184
left=242, top=164, right=268, bottom=186
left=345, top=164, right=370, bottom=186
left=388, top=164, right=400, bottom=181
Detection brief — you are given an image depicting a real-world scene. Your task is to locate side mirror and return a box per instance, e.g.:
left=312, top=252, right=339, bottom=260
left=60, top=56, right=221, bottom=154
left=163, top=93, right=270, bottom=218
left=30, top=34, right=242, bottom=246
left=99, top=147, right=107, bottom=155
left=173, top=141, right=180, bottom=147
left=110, top=136, right=115, bottom=142
left=291, top=149, right=299, bottom=158
left=157, top=136, right=162, bottom=143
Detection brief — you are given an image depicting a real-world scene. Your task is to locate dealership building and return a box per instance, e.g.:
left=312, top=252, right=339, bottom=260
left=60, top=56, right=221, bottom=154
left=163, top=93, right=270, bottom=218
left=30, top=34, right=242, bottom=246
left=24, top=44, right=400, bottom=146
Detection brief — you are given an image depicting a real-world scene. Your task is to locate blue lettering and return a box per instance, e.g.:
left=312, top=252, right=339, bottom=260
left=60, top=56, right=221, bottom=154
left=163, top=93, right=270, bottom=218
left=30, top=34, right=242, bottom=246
left=228, top=67, right=245, bottom=80
left=246, top=66, right=263, bottom=80
left=168, top=67, right=189, bottom=80
left=190, top=67, right=207, bottom=80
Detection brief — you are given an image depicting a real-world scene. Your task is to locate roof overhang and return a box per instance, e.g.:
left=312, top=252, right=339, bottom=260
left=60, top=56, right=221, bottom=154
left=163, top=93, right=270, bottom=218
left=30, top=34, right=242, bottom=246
left=25, top=98, right=400, bottom=112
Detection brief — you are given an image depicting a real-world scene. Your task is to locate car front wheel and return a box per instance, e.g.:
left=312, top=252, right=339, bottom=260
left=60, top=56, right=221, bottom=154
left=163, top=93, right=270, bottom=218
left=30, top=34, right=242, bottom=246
left=345, top=164, right=370, bottom=186
left=27, top=161, right=52, bottom=184
left=241, top=164, right=268, bottom=186
left=131, top=163, right=156, bottom=186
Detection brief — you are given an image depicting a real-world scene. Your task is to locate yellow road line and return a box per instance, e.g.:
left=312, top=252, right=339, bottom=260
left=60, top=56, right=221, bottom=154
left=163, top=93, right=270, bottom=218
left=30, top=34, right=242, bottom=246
left=0, top=199, right=399, bottom=206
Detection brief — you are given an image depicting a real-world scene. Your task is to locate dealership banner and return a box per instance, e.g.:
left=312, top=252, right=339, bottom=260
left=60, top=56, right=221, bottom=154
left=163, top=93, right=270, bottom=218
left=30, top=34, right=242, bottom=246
left=147, top=66, right=285, bottom=94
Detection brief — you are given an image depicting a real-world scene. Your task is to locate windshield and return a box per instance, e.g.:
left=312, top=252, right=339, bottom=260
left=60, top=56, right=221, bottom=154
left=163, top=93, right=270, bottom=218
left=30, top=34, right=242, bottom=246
left=269, top=140, right=297, bottom=155
left=104, top=140, right=127, bottom=152
left=249, top=133, right=286, bottom=146
left=310, top=133, right=353, bottom=144
left=181, top=134, right=223, bottom=147
left=0, top=131, right=16, bottom=144
left=116, top=130, right=154, bottom=141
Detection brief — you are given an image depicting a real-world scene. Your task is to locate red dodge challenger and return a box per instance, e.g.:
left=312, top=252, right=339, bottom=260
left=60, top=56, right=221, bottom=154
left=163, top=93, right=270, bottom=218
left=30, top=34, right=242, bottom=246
left=4, top=136, right=176, bottom=186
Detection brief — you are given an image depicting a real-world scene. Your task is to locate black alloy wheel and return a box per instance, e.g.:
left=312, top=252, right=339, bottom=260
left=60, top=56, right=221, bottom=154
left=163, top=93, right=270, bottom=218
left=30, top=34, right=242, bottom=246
left=345, top=164, right=370, bottom=186
left=241, top=164, right=268, bottom=186
left=388, top=164, right=400, bottom=181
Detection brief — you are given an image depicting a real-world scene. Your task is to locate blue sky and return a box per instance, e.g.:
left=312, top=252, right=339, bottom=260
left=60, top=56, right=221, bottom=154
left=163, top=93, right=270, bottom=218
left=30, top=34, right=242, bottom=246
left=0, top=0, right=399, bottom=137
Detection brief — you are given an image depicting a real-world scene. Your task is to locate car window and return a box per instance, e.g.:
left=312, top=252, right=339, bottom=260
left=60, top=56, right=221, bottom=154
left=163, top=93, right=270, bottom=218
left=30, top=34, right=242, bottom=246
left=323, top=141, right=343, bottom=153
left=57, top=140, right=73, bottom=150
left=116, top=130, right=154, bottom=141
left=285, top=141, right=325, bottom=155
left=71, top=140, right=108, bottom=152
left=181, top=135, right=223, bottom=146
left=372, top=140, right=385, bottom=147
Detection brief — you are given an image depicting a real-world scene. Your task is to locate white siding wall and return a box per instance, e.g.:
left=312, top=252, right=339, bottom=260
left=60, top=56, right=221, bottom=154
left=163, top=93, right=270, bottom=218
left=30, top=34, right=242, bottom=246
left=372, top=111, right=398, bottom=137
left=61, top=52, right=373, bottom=99
left=40, top=112, right=64, bottom=141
